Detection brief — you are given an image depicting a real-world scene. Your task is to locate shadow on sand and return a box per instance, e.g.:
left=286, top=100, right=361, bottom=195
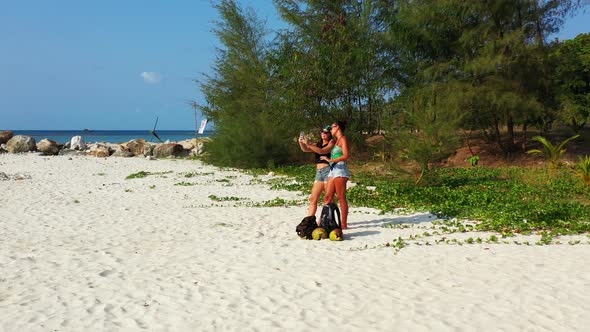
left=349, top=212, right=438, bottom=230
left=343, top=230, right=381, bottom=240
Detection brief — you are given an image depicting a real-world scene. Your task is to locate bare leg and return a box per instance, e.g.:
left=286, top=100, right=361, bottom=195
left=319, top=177, right=336, bottom=226
left=333, top=177, right=348, bottom=229
left=323, top=177, right=336, bottom=205
left=308, top=181, right=326, bottom=217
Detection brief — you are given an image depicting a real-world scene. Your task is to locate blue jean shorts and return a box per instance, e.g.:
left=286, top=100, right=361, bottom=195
left=315, top=166, right=331, bottom=182
left=329, top=161, right=351, bottom=179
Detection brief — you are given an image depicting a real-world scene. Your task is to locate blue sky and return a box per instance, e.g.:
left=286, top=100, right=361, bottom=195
left=0, top=1, right=588, bottom=130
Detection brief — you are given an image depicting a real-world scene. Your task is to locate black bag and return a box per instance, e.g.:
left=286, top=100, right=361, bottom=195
left=296, top=216, right=318, bottom=239
left=320, top=203, right=341, bottom=232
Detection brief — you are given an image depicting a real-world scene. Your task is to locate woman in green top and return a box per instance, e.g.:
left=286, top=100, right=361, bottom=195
left=301, top=121, right=351, bottom=229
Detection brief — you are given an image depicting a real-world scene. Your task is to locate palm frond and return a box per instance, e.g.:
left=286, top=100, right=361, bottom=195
left=526, top=135, right=580, bottom=170
left=556, top=134, right=580, bottom=154
left=526, top=149, right=543, bottom=155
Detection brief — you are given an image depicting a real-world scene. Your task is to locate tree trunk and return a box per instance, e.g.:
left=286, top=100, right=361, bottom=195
left=367, top=93, right=372, bottom=133
left=493, top=116, right=502, bottom=146
left=507, top=114, right=515, bottom=144
left=521, top=123, right=527, bottom=151
left=356, top=93, right=363, bottom=129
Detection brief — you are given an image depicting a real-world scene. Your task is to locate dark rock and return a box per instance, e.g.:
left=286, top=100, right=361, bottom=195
left=0, top=131, right=13, bottom=144
left=153, top=143, right=184, bottom=158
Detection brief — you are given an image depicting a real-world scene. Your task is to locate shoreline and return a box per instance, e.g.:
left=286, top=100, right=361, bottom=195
left=1, top=154, right=590, bottom=330
left=6, top=129, right=214, bottom=145
left=0, top=130, right=210, bottom=158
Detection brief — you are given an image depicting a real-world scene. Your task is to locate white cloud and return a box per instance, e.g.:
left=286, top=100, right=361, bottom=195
left=141, top=71, right=161, bottom=84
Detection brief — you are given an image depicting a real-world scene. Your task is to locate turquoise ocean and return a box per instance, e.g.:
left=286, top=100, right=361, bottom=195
left=11, top=130, right=214, bottom=144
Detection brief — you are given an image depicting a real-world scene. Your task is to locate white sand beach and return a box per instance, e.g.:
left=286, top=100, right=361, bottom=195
left=1, top=154, right=589, bottom=331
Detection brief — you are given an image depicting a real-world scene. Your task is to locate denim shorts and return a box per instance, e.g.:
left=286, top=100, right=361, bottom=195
left=329, top=161, right=351, bottom=179
left=315, top=166, right=331, bottom=182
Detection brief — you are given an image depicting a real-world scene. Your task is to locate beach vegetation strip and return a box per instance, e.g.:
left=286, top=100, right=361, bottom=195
left=381, top=219, right=590, bottom=248
left=183, top=196, right=306, bottom=209
left=349, top=218, right=590, bottom=254
left=181, top=171, right=214, bottom=177
left=270, top=164, right=590, bottom=235
left=125, top=171, right=173, bottom=179
left=208, top=194, right=243, bottom=202
left=174, top=181, right=196, bottom=186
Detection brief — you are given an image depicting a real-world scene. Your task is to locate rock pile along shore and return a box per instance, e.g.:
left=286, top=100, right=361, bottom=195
left=0, top=130, right=207, bottom=158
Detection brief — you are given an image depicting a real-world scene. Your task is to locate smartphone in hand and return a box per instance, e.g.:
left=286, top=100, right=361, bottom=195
left=299, top=131, right=305, bottom=140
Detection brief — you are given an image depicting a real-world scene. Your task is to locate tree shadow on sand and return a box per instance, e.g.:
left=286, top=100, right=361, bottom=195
left=343, top=230, right=381, bottom=240
left=350, top=212, right=438, bottom=229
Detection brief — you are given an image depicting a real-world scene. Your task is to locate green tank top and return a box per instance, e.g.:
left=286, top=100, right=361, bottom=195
left=331, top=144, right=343, bottom=160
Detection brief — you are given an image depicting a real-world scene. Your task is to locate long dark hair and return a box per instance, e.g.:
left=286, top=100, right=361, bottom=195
left=334, top=120, right=347, bottom=132
left=317, top=128, right=332, bottom=147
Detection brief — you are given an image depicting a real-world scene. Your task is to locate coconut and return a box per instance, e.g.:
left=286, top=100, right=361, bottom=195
left=311, top=227, right=328, bottom=240
left=329, top=229, right=343, bottom=241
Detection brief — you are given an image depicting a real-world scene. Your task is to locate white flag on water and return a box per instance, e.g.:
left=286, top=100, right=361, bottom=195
left=198, top=119, right=208, bottom=134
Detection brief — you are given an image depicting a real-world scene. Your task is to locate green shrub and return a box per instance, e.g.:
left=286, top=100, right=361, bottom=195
left=526, top=134, right=580, bottom=169
left=573, top=155, right=590, bottom=187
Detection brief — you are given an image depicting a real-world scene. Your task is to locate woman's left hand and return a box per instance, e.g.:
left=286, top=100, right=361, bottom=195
left=320, top=156, right=329, bottom=162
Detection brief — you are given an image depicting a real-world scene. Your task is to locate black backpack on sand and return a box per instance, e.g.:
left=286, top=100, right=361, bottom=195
left=296, top=216, right=318, bottom=239
left=320, top=203, right=341, bottom=233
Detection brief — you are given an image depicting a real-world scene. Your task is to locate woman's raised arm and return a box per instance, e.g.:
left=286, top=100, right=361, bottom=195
left=303, top=138, right=334, bottom=154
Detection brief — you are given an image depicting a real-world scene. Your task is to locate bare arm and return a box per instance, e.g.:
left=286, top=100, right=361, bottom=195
left=319, top=136, right=349, bottom=163
left=298, top=139, right=312, bottom=152
left=302, top=138, right=334, bottom=154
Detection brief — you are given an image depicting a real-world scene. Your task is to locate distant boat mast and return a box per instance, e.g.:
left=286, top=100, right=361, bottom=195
left=149, top=116, right=163, bottom=143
